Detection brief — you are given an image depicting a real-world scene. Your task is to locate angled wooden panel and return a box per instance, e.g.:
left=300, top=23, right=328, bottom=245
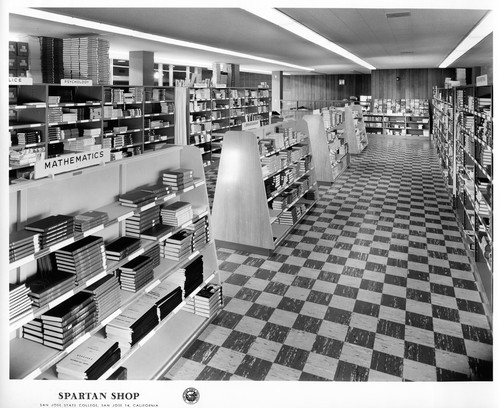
left=302, top=115, right=334, bottom=184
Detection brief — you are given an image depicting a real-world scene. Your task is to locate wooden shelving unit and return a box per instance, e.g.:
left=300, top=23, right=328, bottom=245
left=344, top=105, right=368, bottom=154
left=9, top=146, right=220, bottom=380
left=8, top=83, right=176, bottom=183
left=432, top=84, right=493, bottom=306
left=364, top=113, right=430, bottom=136
left=303, top=113, right=350, bottom=185
left=212, top=120, right=318, bottom=255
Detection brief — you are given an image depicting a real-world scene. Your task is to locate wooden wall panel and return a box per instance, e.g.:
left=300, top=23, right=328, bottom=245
left=371, top=68, right=456, bottom=100
left=239, top=72, right=272, bottom=88
left=283, top=74, right=371, bottom=105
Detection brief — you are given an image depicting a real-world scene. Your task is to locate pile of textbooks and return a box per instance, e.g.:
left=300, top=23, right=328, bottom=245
left=9, top=283, right=33, bottom=321
left=9, top=229, right=40, bottom=263
left=105, top=236, right=141, bottom=261
left=162, top=168, right=194, bottom=191
left=74, top=210, right=109, bottom=233
left=24, top=214, right=75, bottom=249
left=161, top=201, right=193, bottom=227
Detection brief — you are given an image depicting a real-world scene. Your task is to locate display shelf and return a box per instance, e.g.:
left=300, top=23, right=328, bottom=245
left=302, top=113, right=350, bottom=185
left=9, top=146, right=220, bottom=380
left=343, top=105, right=368, bottom=154
left=434, top=84, right=493, bottom=305
left=212, top=119, right=317, bottom=255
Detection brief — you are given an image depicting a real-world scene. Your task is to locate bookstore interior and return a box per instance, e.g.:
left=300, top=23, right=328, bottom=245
left=6, top=5, right=495, bottom=392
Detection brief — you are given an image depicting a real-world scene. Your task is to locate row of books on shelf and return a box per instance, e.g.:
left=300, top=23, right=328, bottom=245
left=371, top=98, right=429, bottom=116
left=19, top=251, right=215, bottom=365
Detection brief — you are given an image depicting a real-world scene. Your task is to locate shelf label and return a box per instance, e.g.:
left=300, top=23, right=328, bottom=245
left=34, top=149, right=111, bottom=179
left=9, top=77, right=33, bottom=85
left=242, top=120, right=261, bottom=131
left=61, top=79, right=93, bottom=86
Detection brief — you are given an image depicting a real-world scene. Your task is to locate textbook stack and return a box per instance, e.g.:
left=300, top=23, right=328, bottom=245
left=40, top=292, right=97, bottom=350
left=56, top=337, right=120, bottom=380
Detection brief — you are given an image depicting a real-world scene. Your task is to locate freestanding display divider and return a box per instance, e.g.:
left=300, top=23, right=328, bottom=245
left=212, top=119, right=319, bottom=255
left=344, top=105, right=368, bottom=154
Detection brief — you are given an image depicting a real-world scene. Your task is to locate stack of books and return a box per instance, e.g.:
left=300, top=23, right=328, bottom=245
left=118, top=255, right=155, bottom=292
left=165, top=268, right=187, bottom=299
left=161, top=201, right=193, bottom=227
left=184, top=254, right=204, bottom=298
left=24, top=214, right=75, bottom=249
left=9, top=229, right=40, bottom=263
left=140, top=183, right=172, bottom=201
left=74, top=210, right=109, bottom=233
left=40, top=292, right=97, bottom=350
left=40, top=36, right=64, bottom=84
left=105, top=296, right=159, bottom=352
left=143, top=244, right=161, bottom=269
left=107, top=366, right=127, bottom=380
left=119, top=189, right=156, bottom=208
left=105, top=236, right=141, bottom=262
left=145, top=279, right=184, bottom=321
left=56, top=337, right=120, bottom=380
left=186, top=283, right=223, bottom=319
left=160, top=231, right=193, bottom=261
left=26, top=271, right=76, bottom=308
left=22, top=318, right=43, bottom=344
left=125, top=206, right=161, bottom=238
left=187, top=215, right=209, bottom=252
left=55, top=236, right=106, bottom=285
left=16, top=130, right=42, bottom=146
left=9, top=283, right=33, bottom=321
left=162, top=168, right=194, bottom=191
left=82, top=275, right=121, bottom=324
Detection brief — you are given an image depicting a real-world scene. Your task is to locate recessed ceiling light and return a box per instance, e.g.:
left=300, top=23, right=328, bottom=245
left=243, top=7, right=376, bottom=71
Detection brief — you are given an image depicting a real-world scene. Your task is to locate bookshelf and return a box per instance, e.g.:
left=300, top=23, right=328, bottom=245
left=212, top=120, right=318, bottom=255
left=344, top=105, right=368, bottom=154
left=432, top=84, right=493, bottom=306
left=363, top=113, right=430, bottom=136
left=9, top=146, right=221, bottom=380
left=303, top=113, right=350, bottom=185
left=9, top=84, right=176, bottom=183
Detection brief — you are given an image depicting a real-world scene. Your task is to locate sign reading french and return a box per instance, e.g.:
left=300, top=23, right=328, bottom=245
left=35, top=149, right=111, bottom=179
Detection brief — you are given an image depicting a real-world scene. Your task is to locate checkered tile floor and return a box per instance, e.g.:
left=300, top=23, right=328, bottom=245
left=163, top=135, right=493, bottom=381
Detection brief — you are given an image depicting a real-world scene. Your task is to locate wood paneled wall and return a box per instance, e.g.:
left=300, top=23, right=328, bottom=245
left=371, top=68, right=456, bottom=100
left=239, top=72, right=273, bottom=88
left=283, top=74, right=371, bottom=102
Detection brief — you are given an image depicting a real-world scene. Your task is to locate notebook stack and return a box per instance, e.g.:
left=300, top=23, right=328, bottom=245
left=74, top=210, right=109, bottom=233
left=9, top=283, right=33, bottom=321
left=22, top=318, right=44, bottom=344
left=82, top=275, right=121, bottom=324
left=119, top=189, right=157, bottom=208
left=190, top=283, right=223, bottom=318
left=40, top=37, right=64, bottom=84
left=162, top=168, right=194, bottom=191
left=161, top=201, right=193, bottom=227
left=125, top=206, right=161, bottom=238
left=143, top=244, right=161, bottom=269
left=41, top=292, right=97, bottom=350
left=55, top=236, right=106, bottom=285
left=9, top=229, right=40, bottom=263
left=56, top=337, right=120, bottom=380
left=118, top=255, right=155, bottom=293
left=24, top=214, right=75, bottom=249
left=160, top=230, right=193, bottom=261
left=186, top=215, right=209, bottom=252
left=105, top=296, right=159, bottom=352
left=145, top=280, right=184, bottom=321
left=105, top=236, right=141, bottom=262
left=184, top=255, right=204, bottom=298
left=141, top=183, right=172, bottom=201
left=26, top=271, right=76, bottom=308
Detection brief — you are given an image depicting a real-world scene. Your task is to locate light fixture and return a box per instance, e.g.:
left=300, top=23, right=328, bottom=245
left=10, top=7, right=315, bottom=72
left=242, top=7, right=376, bottom=71
left=239, top=67, right=272, bottom=75
left=439, top=11, right=493, bottom=68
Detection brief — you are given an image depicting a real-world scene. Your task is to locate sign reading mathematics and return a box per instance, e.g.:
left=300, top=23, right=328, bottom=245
left=35, top=149, right=111, bottom=179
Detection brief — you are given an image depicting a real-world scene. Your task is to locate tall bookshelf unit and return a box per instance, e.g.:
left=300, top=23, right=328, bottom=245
left=212, top=120, right=318, bottom=254
left=9, top=146, right=221, bottom=380
left=188, top=86, right=213, bottom=167
left=304, top=112, right=350, bottom=185
left=344, top=105, right=368, bottom=154
left=432, top=85, right=493, bottom=305
left=9, top=84, right=176, bottom=183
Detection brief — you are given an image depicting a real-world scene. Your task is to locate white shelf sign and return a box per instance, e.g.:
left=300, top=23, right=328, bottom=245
left=61, top=79, right=93, bottom=86
left=34, top=149, right=111, bottom=179
left=476, top=74, right=488, bottom=87
left=9, top=77, right=33, bottom=85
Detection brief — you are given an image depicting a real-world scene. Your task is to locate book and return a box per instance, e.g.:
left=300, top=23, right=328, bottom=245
left=105, top=236, right=141, bottom=259
left=41, top=292, right=94, bottom=323
left=24, top=214, right=74, bottom=233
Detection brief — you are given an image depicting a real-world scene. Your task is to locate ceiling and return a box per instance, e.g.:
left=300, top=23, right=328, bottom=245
left=8, top=6, right=494, bottom=75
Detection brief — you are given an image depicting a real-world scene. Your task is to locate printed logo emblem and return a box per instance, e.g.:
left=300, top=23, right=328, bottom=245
left=183, top=387, right=200, bottom=405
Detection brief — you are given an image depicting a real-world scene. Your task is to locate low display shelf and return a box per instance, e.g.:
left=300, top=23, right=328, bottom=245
left=212, top=120, right=318, bottom=254
left=9, top=146, right=220, bottom=380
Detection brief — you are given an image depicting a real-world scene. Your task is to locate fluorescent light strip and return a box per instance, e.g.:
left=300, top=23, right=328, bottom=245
left=243, top=7, right=376, bottom=71
left=439, top=11, right=493, bottom=68
left=239, top=67, right=272, bottom=75
left=11, top=7, right=314, bottom=72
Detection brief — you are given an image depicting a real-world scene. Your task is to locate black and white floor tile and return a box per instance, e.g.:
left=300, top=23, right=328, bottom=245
left=163, top=135, right=493, bottom=382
